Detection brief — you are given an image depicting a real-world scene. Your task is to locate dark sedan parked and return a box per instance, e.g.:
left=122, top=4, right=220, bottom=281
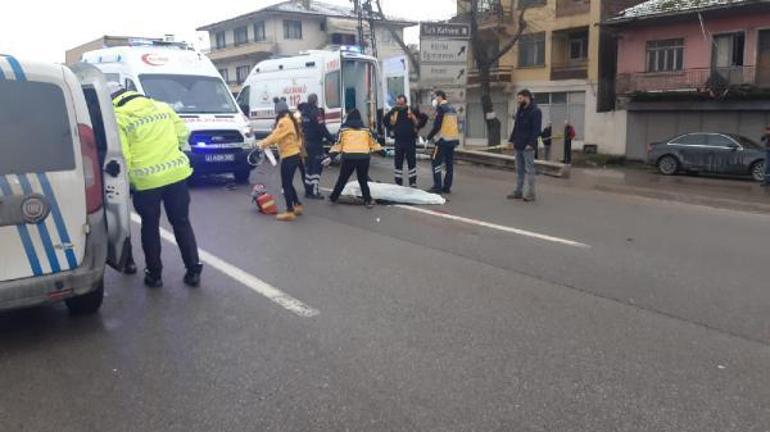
left=648, top=132, right=766, bottom=182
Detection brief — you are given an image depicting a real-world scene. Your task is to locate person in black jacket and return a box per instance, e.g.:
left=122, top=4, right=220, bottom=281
left=540, top=123, right=552, bottom=161
left=298, top=94, right=335, bottom=199
left=386, top=95, right=428, bottom=187
left=506, top=89, right=542, bottom=202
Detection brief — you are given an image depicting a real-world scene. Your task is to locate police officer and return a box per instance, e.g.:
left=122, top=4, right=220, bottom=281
left=298, top=94, right=335, bottom=199
left=426, top=90, right=461, bottom=194
left=386, top=95, right=428, bottom=187
left=110, top=83, right=202, bottom=288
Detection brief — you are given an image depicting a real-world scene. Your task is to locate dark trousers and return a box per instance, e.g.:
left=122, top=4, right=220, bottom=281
left=394, top=137, right=417, bottom=186
left=765, top=149, right=770, bottom=184
left=564, top=139, right=573, bottom=164
left=432, top=140, right=457, bottom=191
left=330, top=157, right=372, bottom=203
left=132, top=179, right=200, bottom=275
left=304, top=145, right=324, bottom=196
left=281, top=155, right=302, bottom=211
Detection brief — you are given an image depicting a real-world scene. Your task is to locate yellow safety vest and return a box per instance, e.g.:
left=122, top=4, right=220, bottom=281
left=436, top=102, right=460, bottom=141
left=113, top=91, right=192, bottom=191
left=330, top=128, right=383, bottom=156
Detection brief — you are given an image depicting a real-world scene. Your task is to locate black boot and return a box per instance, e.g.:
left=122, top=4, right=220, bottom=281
left=144, top=269, right=163, bottom=288
left=184, top=264, right=203, bottom=287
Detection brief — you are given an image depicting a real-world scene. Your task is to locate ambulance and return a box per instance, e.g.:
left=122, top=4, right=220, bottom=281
left=81, top=40, right=255, bottom=182
left=0, top=55, right=131, bottom=314
left=237, top=47, right=386, bottom=140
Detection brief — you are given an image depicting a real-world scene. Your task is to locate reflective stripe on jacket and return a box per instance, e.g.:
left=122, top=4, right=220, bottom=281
left=330, top=128, right=383, bottom=158
left=113, top=91, right=192, bottom=191
left=427, top=102, right=460, bottom=142
left=259, top=116, right=303, bottom=159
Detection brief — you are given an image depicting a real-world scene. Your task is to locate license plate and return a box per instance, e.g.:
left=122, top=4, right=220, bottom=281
left=205, top=153, right=236, bottom=163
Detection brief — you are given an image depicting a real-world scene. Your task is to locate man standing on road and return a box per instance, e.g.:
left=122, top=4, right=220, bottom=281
left=426, top=90, right=461, bottom=194
left=386, top=95, right=427, bottom=187
left=298, top=94, right=335, bottom=199
left=762, top=126, right=770, bottom=187
left=507, top=89, right=542, bottom=202
left=110, top=83, right=202, bottom=288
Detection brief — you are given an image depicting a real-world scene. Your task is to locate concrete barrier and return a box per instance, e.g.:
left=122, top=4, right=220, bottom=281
left=455, top=149, right=571, bottom=178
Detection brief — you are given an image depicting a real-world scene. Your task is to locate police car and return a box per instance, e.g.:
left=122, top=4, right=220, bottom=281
left=0, top=55, right=131, bottom=314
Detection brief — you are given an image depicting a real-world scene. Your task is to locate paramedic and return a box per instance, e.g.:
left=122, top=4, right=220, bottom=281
left=110, top=83, right=202, bottom=288
left=298, top=94, right=335, bottom=199
left=426, top=91, right=461, bottom=194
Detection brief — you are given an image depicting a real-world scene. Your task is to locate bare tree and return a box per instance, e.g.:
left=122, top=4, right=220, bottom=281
left=467, top=1, right=528, bottom=146
left=368, top=0, right=421, bottom=80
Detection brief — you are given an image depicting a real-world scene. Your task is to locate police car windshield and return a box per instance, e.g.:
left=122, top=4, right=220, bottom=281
left=139, top=74, right=238, bottom=114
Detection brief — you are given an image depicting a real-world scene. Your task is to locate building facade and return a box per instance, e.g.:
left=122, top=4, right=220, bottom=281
left=458, top=0, right=644, bottom=155
left=65, top=35, right=163, bottom=66
left=197, top=0, right=413, bottom=94
left=607, top=0, right=770, bottom=159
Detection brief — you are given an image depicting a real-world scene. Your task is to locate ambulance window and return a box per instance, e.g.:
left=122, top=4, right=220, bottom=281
left=125, top=79, right=137, bottom=92
left=0, top=80, right=75, bottom=175
left=325, top=71, right=341, bottom=109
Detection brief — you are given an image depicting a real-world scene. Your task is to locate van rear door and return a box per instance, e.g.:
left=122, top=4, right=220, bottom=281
left=0, top=57, right=87, bottom=281
left=71, top=64, right=131, bottom=271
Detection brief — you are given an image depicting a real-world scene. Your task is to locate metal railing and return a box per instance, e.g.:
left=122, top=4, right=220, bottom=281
left=616, top=66, right=759, bottom=94
left=556, top=0, right=590, bottom=17
left=468, top=66, right=514, bottom=86
left=551, top=59, right=588, bottom=80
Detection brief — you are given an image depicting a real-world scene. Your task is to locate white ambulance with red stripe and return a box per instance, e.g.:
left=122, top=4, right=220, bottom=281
left=0, top=55, right=131, bottom=314
left=237, top=47, right=384, bottom=140
left=81, top=40, right=256, bottom=183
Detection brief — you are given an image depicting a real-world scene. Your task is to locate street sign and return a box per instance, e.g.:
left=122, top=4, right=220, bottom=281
left=421, top=64, right=467, bottom=87
left=420, top=23, right=470, bottom=40
left=420, top=39, right=469, bottom=64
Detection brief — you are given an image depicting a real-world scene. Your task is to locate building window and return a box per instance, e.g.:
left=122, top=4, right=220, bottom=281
left=519, top=0, right=546, bottom=8
left=331, top=33, right=357, bottom=45
left=253, top=22, right=266, bottom=42
left=234, top=26, right=248, bottom=46
left=284, top=20, right=303, bottom=40
left=236, top=65, right=251, bottom=83
left=646, top=39, right=684, bottom=72
left=518, top=33, right=546, bottom=67
left=218, top=68, right=229, bottom=82
left=215, top=31, right=226, bottom=49
left=713, top=33, right=745, bottom=68
left=568, top=32, right=588, bottom=60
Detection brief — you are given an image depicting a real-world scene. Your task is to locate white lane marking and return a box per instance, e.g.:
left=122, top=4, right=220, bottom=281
left=130, top=213, right=319, bottom=318
left=320, top=187, right=589, bottom=248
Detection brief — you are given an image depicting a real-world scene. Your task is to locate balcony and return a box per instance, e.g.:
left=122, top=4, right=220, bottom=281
left=205, top=40, right=276, bottom=62
left=468, top=66, right=514, bottom=87
left=616, top=66, right=759, bottom=95
left=556, top=0, right=590, bottom=17
left=551, top=59, right=588, bottom=80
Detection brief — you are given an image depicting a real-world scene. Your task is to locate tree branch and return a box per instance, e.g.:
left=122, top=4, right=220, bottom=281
left=489, top=6, right=528, bottom=66
left=372, top=0, right=421, bottom=78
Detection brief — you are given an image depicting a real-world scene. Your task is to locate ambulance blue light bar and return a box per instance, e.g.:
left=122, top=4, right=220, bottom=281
left=340, top=45, right=363, bottom=54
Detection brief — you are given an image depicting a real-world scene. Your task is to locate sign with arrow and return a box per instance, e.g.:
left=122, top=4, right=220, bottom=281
left=420, top=39, right=470, bottom=64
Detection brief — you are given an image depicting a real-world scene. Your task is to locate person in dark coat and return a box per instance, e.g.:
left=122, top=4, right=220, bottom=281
left=563, top=121, right=576, bottom=164
left=385, top=95, right=428, bottom=187
left=540, top=123, right=552, bottom=161
left=506, top=89, right=542, bottom=202
left=298, top=94, right=335, bottom=199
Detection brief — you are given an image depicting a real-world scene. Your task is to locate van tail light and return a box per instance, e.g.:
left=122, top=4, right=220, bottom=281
left=78, top=124, right=103, bottom=214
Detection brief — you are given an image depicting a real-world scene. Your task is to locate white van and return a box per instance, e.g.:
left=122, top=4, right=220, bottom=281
left=237, top=47, right=385, bottom=139
left=82, top=40, right=255, bottom=182
left=0, top=55, right=131, bottom=314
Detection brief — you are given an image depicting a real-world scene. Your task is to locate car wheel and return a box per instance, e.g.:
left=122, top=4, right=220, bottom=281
left=65, top=278, right=104, bottom=315
left=234, top=169, right=251, bottom=184
left=750, top=160, right=766, bottom=182
left=657, top=155, right=679, bottom=176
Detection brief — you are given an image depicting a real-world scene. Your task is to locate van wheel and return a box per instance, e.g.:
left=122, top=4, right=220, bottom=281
left=657, top=155, right=679, bottom=176
left=234, top=169, right=251, bottom=184
left=66, top=278, right=104, bottom=315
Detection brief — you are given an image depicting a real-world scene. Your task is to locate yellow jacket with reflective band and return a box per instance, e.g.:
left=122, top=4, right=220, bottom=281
left=330, top=128, right=383, bottom=156
left=113, top=91, right=192, bottom=191
left=436, top=102, right=460, bottom=141
left=259, top=116, right=303, bottom=158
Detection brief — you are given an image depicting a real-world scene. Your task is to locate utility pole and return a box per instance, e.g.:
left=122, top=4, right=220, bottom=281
left=352, top=0, right=366, bottom=53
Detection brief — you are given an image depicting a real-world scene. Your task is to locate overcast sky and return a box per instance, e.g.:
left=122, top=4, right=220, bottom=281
left=0, top=0, right=457, bottom=63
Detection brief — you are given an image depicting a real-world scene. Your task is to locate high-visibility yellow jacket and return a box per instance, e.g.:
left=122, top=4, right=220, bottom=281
left=427, top=101, right=460, bottom=142
left=259, top=116, right=303, bottom=159
left=113, top=91, right=192, bottom=191
left=330, top=128, right=383, bottom=159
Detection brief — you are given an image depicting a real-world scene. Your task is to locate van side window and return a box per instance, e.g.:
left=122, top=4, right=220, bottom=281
left=125, top=79, right=137, bottom=92
left=236, top=86, right=251, bottom=116
left=325, top=71, right=341, bottom=109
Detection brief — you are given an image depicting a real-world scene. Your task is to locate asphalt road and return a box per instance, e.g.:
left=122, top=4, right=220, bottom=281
left=1, top=158, right=769, bottom=431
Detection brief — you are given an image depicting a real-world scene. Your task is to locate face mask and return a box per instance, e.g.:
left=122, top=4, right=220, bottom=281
left=432, top=99, right=439, bottom=108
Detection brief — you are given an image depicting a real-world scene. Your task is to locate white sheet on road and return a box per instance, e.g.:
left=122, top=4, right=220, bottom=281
left=341, top=182, right=446, bottom=205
